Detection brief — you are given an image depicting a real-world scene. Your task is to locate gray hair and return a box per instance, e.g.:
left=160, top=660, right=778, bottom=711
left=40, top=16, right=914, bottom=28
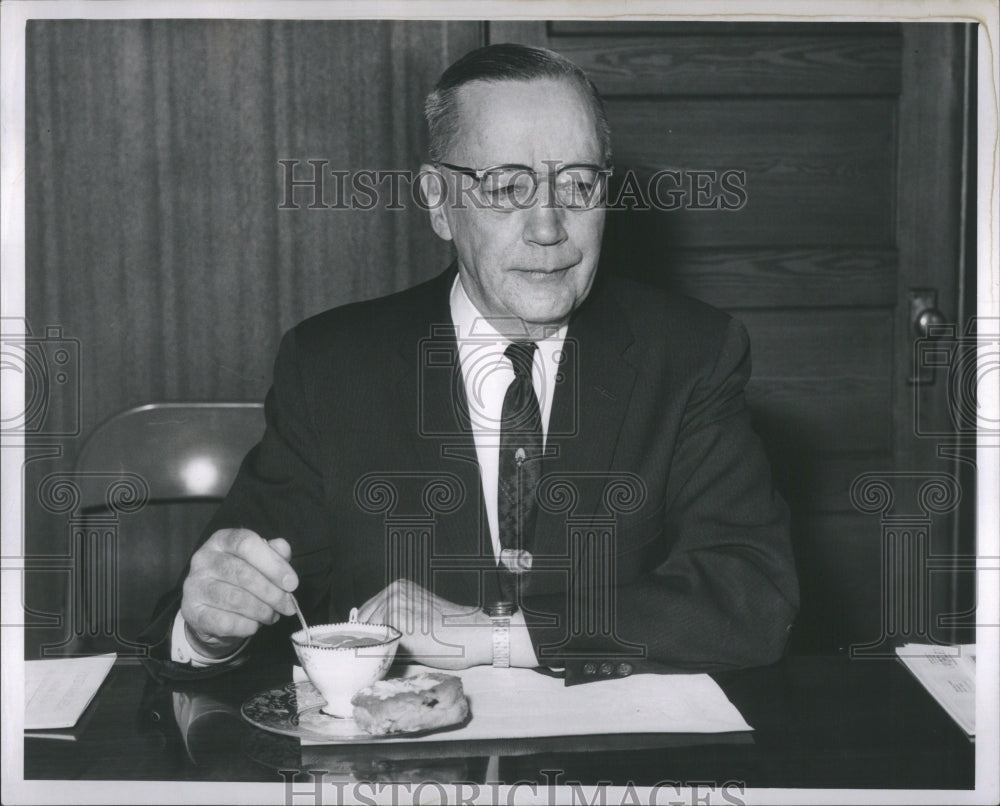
left=424, top=43, right=612, bottom=166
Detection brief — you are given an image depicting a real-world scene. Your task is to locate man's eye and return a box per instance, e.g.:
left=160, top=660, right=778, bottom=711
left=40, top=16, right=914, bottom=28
left=556, top=180, right=597, bottom=204
left=558, top=172, right=598, bottom=190
left=482, top=176, right=534, bottom=205
left=479, top=186, right=514, bottom=205
left=487, top=183, right=520, bottom=196
left=486, top=177, right=528, bottom=190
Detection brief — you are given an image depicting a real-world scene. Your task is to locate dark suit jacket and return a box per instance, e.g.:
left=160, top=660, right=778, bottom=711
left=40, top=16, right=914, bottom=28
left=141, top=265, right=798, bottom=684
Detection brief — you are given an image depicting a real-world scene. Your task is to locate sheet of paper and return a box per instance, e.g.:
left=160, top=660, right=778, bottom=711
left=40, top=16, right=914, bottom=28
left=895, top=643, right=975, bottom=737
left=294, top=664, right=752, bottom=745
left=24, top=653, right=116, bottom=730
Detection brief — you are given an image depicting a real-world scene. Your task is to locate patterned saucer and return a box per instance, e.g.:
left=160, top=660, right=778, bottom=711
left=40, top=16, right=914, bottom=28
left=241, top=681, right=469, bottom=743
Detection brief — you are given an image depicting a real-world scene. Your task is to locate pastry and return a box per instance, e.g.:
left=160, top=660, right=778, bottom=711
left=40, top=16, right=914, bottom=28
left=351, top=672, right=469, bottom=735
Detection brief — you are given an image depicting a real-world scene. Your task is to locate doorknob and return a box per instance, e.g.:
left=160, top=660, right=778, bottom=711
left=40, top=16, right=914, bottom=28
left=909, top=289, right=950, bottom=385
left=910, top=288, right=947, bottom=339
left=910, top=289, right=948, bottom=338
left=916, top=307, right=947, bottom=337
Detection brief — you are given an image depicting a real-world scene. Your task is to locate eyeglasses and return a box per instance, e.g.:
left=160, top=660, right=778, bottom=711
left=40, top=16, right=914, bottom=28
left=435, top=161, right=613, bottom=212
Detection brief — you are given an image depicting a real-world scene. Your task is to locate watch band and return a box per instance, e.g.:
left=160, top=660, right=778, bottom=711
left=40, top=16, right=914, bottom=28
left=485, top=601, right=515, bottom=669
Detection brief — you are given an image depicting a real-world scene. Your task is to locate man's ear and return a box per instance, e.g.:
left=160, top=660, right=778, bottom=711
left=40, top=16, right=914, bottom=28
left=419, top=164, right=453, bottom=242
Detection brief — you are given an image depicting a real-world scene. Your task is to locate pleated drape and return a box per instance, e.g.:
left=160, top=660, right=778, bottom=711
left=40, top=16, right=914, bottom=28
left=23, top=19, right=484, bottom=652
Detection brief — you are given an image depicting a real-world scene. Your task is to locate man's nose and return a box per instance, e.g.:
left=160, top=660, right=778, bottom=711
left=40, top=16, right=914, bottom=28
left=523, top=179, right=568, bottom=246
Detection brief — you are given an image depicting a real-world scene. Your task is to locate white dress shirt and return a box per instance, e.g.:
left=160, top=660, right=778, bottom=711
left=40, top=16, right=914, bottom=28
left=448, top=274, right=567, bottom=560
left=173, top=273, right=566, bottom=665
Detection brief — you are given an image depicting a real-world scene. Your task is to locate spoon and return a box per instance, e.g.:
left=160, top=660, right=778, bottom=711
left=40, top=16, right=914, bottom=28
left=290, top=594, right=311, bottom=643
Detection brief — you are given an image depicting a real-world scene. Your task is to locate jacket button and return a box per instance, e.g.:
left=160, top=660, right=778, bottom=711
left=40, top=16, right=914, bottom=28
left=599, top=662, right=613, bottom=675
left=583, top=662, right=597, bottom=676
left=616, top=662, right=633, bottom=676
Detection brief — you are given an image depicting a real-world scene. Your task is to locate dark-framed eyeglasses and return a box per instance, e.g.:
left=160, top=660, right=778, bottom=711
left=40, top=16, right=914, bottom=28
left=434, top=161, right=613, bottom=211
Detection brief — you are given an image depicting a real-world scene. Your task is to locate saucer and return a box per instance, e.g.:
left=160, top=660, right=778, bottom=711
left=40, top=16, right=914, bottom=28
left=241, top=681, right=469, bottom=743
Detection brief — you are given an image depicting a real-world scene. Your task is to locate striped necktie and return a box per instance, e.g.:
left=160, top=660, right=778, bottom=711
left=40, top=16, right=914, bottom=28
left=496, top=341, right=542, bottom=602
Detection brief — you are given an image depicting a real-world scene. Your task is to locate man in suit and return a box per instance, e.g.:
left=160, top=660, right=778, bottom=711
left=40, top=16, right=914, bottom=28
left=143, top=44, right=798, bottom=684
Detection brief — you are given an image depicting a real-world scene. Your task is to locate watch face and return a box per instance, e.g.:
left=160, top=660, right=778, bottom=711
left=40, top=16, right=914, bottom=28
left=485, top=600, right=515, bottom=618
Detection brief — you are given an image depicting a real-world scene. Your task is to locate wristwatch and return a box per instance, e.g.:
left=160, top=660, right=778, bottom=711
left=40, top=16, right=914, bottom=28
left=484, top=601, right=516, bottom=668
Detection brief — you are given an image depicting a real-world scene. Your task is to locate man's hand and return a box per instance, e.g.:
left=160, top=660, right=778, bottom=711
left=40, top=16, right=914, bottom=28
left=356, top=579, right=493, bottom=670
left=180, top=529, right=298, bottom=658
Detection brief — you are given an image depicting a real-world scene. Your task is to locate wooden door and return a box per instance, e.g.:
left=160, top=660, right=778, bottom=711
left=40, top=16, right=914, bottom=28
left=489, top=21, right=976, bottom=654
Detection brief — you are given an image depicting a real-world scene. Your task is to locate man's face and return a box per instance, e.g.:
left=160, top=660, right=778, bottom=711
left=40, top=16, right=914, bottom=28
left=426, top=78, right=606, bottom=333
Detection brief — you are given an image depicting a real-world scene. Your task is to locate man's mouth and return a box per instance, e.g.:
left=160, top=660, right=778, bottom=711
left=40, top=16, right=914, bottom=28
left=514, top=266, right=572, bottom=277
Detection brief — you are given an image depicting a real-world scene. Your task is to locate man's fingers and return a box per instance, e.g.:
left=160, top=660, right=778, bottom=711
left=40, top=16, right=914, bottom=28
left=214, top=529, right=298, bottom=592
left=182, top=529, right=301, bottom=644
left=183, top=575, right=278, bottom=625
left=208, top=529, right=297, bottom=616
left=212, top=552, right=296, bottom=617
left=356, top=590, right=387, bottom=625
left=267, top=537, right=293, bottom=562
left=355, top=580, right=448, bottom=634
left=188, top=530, right=297, bottom=619
left=210, top=579, right=279, bottom=624
left=185, top=600, right=261, bottom=639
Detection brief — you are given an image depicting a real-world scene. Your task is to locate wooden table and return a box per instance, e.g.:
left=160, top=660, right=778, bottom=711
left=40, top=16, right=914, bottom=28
left=23, top=654, right=974, bottom=793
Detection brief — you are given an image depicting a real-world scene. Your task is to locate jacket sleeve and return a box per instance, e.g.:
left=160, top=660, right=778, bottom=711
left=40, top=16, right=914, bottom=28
left=522, top=317, right=799, bottom=684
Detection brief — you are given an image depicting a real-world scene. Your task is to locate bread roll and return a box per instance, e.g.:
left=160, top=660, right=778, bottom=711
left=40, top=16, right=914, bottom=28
left=351, top=672, right=469, bottom=735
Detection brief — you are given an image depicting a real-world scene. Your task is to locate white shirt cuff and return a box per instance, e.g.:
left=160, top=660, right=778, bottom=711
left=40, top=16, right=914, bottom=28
left=170, top=611, right=249, bottom=667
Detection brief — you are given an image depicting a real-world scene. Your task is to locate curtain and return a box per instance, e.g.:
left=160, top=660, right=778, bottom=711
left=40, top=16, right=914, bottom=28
left=23, top=19, right=484, bottom=654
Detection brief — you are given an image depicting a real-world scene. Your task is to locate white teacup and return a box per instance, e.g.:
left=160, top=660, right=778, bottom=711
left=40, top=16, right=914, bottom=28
left=291, top=617, right=401, bottom=717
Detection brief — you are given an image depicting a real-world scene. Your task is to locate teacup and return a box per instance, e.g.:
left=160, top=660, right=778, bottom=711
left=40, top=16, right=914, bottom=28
left=291, top=616, right=401, bottom=717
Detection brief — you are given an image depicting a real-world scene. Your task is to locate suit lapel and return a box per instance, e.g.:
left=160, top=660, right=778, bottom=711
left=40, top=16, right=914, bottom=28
left=533, top=277, right=638, bottom=563
left=389, top=267, right=486, bottom=563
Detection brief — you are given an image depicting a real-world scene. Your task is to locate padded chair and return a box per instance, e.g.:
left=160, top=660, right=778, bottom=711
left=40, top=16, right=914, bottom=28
left=63, top=403, right=264, bottom=654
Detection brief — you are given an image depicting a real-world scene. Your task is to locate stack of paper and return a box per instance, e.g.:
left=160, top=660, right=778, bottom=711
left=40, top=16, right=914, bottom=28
left=24, top=653, right=116, bottom=732
left=895, top=643, right=975, bottom=737
left=293, top=664, right=752, bottom=745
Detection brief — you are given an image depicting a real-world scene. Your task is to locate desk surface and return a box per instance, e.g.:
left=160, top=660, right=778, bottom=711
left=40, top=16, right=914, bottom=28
left=23, top=654, right=974, bottom=790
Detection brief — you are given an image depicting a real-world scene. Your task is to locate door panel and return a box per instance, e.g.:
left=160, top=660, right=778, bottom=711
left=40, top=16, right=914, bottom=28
left=551, top=31, right=902, bottom=95
left=613, top=246, right=898, bottom=309
left=605, top=97, right=895, bottom=246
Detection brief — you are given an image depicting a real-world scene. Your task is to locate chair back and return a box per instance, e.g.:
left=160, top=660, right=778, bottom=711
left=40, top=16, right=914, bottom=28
left=66, top=403, right=264, bottom=654
left=75, top=402, right=265, bottom=508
